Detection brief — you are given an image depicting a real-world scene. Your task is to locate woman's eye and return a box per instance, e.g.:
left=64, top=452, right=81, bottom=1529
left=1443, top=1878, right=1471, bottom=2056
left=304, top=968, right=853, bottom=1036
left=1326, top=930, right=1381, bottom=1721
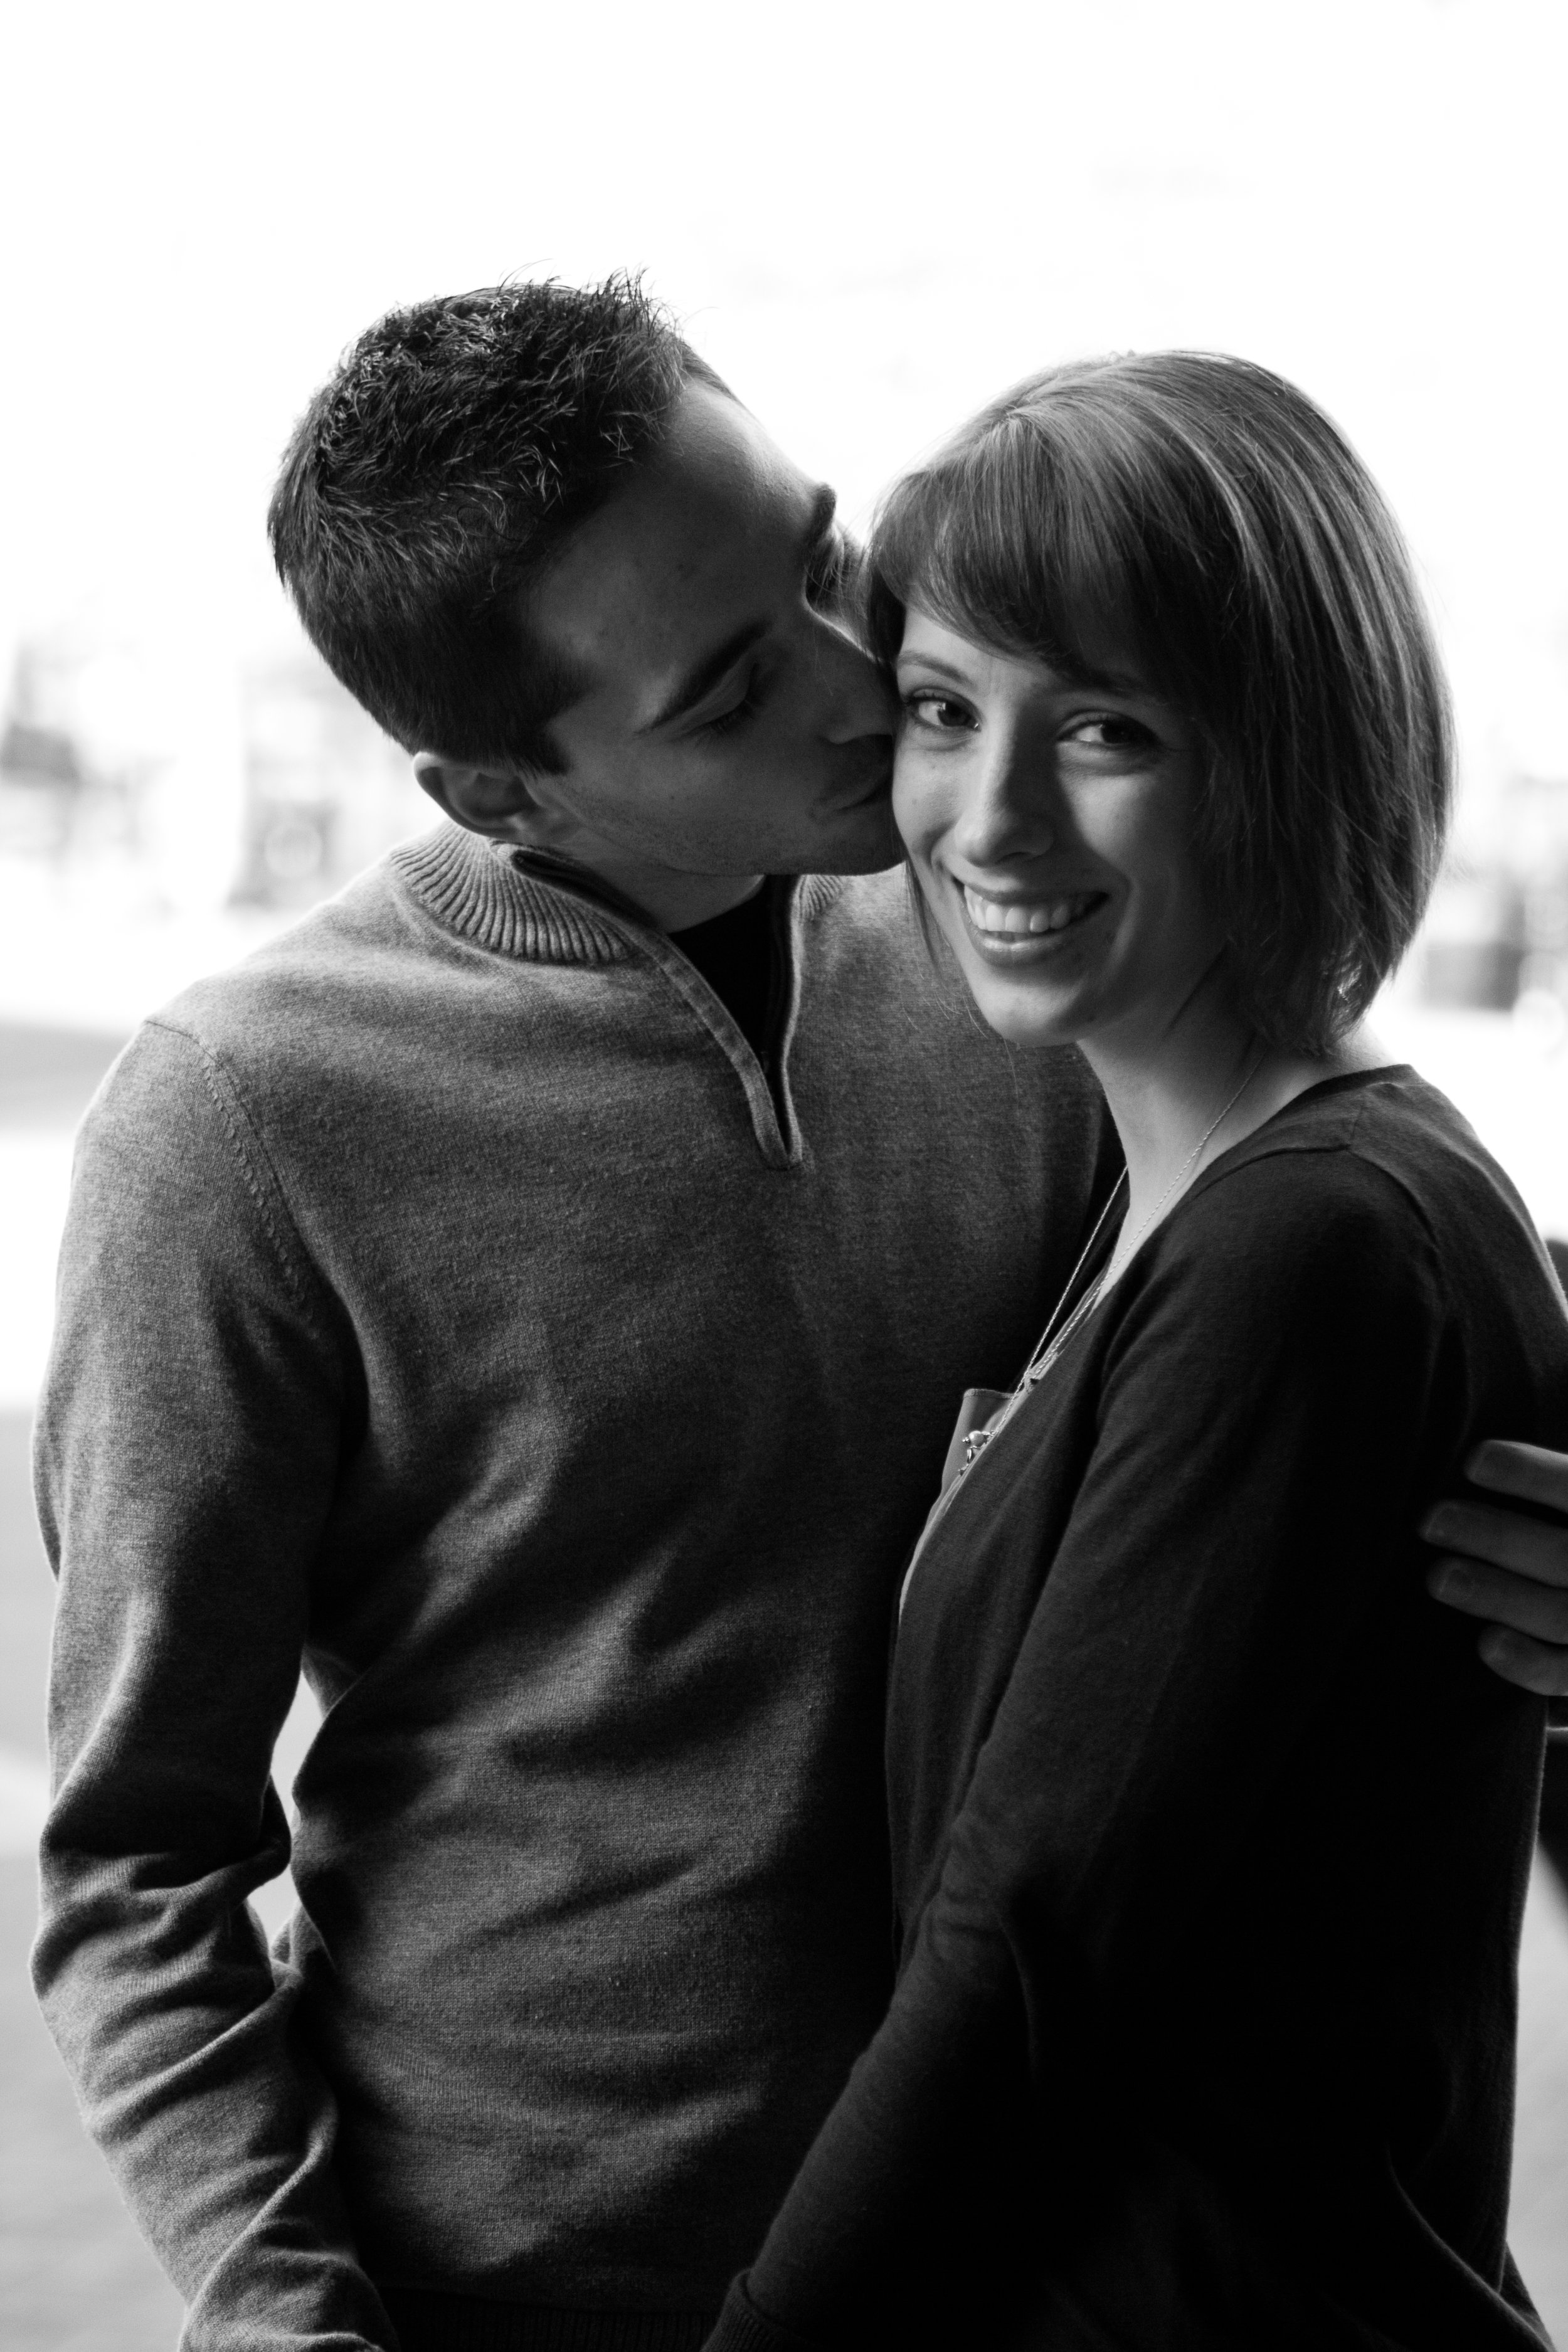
left=1064, top=714, right=1155, bottom=751
left=903, top=691, right=975, bottom=733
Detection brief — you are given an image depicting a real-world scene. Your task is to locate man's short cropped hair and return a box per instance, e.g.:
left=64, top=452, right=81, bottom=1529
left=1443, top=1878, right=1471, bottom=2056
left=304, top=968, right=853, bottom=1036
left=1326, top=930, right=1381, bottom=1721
left=865, top=352, right=1453, bottom=1056
left=268, top=275, right=722, bottom=772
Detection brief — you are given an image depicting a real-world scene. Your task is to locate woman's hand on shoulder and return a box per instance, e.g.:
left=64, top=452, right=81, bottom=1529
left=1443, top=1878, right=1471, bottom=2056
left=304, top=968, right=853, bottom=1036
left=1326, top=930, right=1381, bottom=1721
left=1424, top=1441, right=1568, bottom=1699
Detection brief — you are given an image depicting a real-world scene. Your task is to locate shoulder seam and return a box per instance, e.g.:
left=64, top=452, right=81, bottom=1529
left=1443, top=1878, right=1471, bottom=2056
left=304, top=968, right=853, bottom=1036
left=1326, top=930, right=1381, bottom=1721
left=1190, top=1114, right=1445, bottom=1264
left=143, top=1018, right=333, bottom=1328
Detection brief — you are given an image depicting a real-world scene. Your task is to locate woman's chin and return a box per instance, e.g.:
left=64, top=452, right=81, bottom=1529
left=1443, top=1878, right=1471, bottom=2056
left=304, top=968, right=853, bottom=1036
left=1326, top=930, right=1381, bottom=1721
left=931, top=928, right=1090, bottom=1046
left=960, top=973, right=1096, bottom=1052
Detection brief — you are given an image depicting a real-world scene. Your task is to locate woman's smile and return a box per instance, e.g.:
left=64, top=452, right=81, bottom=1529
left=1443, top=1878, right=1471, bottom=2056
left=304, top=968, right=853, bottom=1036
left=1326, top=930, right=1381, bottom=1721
left=956, top=882, right=1112, bottom=958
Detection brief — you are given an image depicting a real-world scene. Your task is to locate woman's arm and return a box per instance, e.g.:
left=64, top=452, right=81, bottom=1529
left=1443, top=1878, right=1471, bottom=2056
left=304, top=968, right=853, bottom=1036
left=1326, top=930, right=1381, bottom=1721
left=704, top=1154, right=1535, bottom=2350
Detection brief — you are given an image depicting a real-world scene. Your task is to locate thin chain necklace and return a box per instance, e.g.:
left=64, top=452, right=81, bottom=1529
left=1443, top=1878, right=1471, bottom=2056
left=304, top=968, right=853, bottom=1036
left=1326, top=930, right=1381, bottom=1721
left=1015, top=1168, right=1128, bottom=1389
left=1006, top=1044, right=1267, bottom=1412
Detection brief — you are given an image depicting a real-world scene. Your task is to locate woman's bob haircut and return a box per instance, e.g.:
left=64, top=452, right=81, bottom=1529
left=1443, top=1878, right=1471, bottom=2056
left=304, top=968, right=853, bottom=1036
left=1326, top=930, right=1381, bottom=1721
left=866, top=352, right=1453, bottom=1056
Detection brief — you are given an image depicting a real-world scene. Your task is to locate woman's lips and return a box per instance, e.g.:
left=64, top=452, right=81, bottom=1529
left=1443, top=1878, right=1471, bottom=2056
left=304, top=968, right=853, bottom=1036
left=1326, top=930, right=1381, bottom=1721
left=956, top=881, right=1110, bottom=958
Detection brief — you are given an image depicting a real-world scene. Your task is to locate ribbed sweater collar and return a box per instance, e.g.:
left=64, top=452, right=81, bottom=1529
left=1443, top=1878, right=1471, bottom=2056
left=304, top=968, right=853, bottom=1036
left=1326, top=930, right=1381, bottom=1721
left=391, top=822, right=846, bottom=965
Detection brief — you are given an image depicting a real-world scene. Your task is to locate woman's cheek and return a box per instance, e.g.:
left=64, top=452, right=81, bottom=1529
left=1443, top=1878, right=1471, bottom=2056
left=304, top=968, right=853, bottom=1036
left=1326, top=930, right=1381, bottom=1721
left=889, top=765, right=928, bottom=859
left=891, top=755, right=948, bottom=864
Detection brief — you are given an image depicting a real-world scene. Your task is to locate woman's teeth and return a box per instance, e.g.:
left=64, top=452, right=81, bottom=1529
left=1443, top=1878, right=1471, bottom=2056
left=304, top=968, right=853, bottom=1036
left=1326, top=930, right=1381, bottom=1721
left=962, top=886, right=1099, bottom=936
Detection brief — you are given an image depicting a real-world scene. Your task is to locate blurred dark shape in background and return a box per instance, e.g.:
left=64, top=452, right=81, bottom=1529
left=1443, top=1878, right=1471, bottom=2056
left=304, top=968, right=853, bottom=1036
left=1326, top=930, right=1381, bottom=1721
left=0, top=631, right=423, bottom=914
left=0, top=642, right=146, bottom=869
left=1422, top=774, right=1568, bottom=1026
left=1422, top=874, right=1527, bottom=1011
left=231, top=655, right=419, bottom=911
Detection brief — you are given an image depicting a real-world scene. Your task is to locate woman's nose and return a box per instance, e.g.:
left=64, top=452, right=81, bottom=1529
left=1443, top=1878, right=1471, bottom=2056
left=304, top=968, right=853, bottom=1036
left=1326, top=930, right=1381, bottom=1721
left=951, top=740, right=1057, bottom=865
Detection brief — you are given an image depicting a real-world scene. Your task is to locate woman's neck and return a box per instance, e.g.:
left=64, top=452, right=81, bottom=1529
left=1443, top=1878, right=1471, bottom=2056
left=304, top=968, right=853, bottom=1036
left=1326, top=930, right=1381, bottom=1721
left=1081, top=985, right=1389, bottom=1287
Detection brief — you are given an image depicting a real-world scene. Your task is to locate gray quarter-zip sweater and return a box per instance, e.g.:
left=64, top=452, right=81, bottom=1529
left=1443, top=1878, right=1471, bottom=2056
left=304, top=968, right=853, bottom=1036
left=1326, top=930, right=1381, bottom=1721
left=32, top=825, right=1107, bottom=2350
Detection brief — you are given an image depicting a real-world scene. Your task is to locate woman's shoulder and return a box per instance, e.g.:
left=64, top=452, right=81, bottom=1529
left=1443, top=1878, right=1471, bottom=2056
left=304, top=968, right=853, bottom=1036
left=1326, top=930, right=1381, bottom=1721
left=1090, top=1067, right=1568, bottom=1474
left=1165, top=1064, right=1551, bottom=1317
left=1206, top=1064, right=1519, bottom=1220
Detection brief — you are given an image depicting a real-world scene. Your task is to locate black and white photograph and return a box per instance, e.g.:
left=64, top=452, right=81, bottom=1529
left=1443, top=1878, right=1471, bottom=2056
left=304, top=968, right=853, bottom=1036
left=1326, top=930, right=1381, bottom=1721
left=3, top=2, right=1568, bottom=2346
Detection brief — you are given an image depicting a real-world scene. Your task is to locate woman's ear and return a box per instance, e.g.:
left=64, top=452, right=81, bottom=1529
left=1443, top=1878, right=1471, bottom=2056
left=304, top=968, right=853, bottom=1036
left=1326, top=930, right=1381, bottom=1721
left=411, top=753, right=567, bottom=845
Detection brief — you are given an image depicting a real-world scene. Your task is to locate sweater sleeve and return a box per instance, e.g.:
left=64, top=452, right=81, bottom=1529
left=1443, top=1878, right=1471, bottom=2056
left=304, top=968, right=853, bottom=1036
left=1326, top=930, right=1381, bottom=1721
left=30, top=1021, right=396, bottom=2351
left=704, top=1154, right=1465, bottom=2351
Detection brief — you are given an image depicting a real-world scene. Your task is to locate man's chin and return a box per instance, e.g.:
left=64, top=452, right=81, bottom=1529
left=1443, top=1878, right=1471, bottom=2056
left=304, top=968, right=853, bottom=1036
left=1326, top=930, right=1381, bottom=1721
left=793, top=797, right=902, bottom=877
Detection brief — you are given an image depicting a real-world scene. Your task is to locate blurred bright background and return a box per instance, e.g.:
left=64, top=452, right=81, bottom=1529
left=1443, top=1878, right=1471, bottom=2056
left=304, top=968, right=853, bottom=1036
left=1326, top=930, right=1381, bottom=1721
left=2, top=0, right=1567, bottom=2342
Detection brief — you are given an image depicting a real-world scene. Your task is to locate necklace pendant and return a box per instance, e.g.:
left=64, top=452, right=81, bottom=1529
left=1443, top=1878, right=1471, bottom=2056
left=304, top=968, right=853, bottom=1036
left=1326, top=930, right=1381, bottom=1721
left=961, top=1429, right=993, bottom=1467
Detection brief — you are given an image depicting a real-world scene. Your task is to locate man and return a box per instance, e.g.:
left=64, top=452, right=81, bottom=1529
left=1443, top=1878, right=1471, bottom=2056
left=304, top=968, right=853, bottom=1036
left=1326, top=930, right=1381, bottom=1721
left=31, top=277, right=1568, bottom=2352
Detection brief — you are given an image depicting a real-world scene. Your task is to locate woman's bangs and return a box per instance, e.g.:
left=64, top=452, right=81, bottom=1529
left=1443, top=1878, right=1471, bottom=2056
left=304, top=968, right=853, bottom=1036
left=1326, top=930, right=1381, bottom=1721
left=877, top=425, right=1152, bottom=691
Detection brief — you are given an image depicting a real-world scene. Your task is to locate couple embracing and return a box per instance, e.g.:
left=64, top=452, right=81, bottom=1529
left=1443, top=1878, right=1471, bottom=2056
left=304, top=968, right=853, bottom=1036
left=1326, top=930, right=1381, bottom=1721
left=33, top=277, right=1568, bottom=2350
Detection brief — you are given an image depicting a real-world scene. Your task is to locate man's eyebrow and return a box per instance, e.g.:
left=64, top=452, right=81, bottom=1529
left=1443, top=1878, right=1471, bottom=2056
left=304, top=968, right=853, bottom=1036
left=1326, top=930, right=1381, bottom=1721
left=639, top=485, right=841, bottom=736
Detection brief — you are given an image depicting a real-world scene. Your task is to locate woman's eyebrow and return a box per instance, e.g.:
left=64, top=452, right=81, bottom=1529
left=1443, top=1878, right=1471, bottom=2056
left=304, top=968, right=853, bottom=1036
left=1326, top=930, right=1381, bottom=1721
left=895, top=652, right=975, bottom=687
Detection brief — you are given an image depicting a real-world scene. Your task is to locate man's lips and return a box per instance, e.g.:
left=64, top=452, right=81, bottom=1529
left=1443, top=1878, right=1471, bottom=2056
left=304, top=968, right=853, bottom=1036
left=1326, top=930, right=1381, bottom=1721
left=834, top=741, right=894, bottom=807
left=955, top=881, right=1110, bottom=958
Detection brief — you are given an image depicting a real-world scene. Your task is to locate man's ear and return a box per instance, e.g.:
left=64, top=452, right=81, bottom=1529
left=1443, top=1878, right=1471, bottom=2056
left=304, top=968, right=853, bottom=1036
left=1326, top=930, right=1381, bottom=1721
left=411, top=753, right=567, bottom=845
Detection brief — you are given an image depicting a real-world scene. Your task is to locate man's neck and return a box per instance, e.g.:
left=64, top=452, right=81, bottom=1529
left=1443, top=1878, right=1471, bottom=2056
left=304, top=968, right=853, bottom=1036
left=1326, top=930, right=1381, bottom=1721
left=637, top=870, right=766, bottom=931
left=495, top=835, right=763, bottom=933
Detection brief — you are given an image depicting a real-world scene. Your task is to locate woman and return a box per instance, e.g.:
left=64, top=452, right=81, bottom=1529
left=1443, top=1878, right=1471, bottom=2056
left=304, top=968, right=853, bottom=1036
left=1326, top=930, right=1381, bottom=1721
left=702, top=356, right=1568, bottom=2349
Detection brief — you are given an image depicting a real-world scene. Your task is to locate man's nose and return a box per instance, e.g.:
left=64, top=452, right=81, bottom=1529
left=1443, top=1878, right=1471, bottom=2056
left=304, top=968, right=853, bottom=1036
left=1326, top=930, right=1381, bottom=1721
left=953, top=738, right=1057, bottom=865
left=814, top=620, right=899, bottom=743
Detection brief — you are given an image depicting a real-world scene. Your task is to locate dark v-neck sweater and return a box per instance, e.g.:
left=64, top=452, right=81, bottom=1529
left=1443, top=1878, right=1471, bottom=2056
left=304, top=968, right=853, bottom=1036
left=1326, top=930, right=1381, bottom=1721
left=31, top=827, right=1110, bottom=2349
left=711, top=1069, right=1568, bottom=2352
